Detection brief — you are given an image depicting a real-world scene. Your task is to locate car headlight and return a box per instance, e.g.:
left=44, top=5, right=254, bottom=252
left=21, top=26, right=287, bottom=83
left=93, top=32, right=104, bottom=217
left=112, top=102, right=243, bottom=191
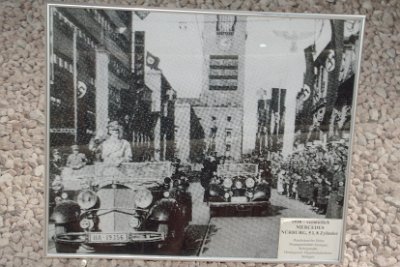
left=55, top=196, right=62, bottom=204
left=245, top=178, right=255, bottom=188
left=52, top=182, right=63, bottom=192
left=163, top=177, right=171, bottom=189
left=77, top=190, right=97, bottom=209
left=80, top=218, right=94, bottom=229
left=80, top=180, right=90, bottom=190
left=235, top=180, right=243, bottom=189
left=223, top=178, right=233, bottom=188
left=61, top=192, right=68, bottom=199
left=134, top=188, right=153, bottom=209
left=129, top=216, right=140, bottom=228
left=173, top=179, right=181, bottom=187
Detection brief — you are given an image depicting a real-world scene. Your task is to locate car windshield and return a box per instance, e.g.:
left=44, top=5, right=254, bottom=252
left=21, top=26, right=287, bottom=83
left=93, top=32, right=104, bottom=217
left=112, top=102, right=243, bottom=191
left=60, top=162, right=173, bottom=187
left=217, top=164, right=258, bottom=176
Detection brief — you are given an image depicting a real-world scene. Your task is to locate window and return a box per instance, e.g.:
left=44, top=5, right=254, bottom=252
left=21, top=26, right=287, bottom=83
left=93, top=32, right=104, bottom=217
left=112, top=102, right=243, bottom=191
left=226, top=144, right=231, bottom=151
left=225, top=129, right=232, bottom=144
left=209, top=55, right=238, bottom=91
left=227, top=116, right=232, bottom=122
left=210, top=127, right=217, bottom=139
left=216, top=15, right=237, bottom=35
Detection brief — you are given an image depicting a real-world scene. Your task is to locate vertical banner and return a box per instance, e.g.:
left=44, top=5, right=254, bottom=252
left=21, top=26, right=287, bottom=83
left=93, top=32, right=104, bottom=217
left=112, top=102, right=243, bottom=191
left=270, top=88, right=286, bottom=152
left=294, top=45, right=315, bottom=147
left=256, top=97, right=272, bottom=155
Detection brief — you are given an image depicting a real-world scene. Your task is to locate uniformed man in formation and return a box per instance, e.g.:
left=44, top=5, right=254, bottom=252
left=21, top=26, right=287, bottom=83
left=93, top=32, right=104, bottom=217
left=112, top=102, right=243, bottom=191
left=200, top=153, right=219, bottom=201
left=268, top=142, right=347, bottom=218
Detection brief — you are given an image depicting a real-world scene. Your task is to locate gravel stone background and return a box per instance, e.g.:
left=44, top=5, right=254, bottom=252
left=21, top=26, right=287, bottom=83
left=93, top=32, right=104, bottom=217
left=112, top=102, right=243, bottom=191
left=0, top=0, right=399, bottom=266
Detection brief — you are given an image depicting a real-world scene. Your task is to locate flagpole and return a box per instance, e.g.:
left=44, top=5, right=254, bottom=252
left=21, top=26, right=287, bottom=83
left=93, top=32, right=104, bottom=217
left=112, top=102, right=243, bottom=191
left=277, top=89, right=280, bottom=138
left=73, top=27, right=78, bottom=144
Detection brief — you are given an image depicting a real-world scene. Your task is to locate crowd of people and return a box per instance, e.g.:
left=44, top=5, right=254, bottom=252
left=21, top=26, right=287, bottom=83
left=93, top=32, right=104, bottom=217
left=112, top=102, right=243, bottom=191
left=50, top=114, right=348, bottom=219
left=268, top=141, right=348, bottom=219
left=242, top=140, right=348, bottom=219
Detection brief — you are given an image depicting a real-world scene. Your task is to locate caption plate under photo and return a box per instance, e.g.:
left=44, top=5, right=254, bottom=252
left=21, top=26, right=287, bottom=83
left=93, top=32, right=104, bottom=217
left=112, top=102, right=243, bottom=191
left=277, top=218, right=343, bottom=261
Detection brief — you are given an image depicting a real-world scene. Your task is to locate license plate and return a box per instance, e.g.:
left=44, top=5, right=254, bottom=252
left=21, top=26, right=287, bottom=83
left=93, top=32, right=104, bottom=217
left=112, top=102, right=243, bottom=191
left=89, top=233, right=129, bottom=243
left=231, top=196, right=248, bottom=203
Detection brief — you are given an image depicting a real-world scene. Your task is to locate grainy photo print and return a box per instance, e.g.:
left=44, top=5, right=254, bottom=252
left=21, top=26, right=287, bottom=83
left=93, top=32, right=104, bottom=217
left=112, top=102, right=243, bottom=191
left=46, top=3, right=364, bottom=263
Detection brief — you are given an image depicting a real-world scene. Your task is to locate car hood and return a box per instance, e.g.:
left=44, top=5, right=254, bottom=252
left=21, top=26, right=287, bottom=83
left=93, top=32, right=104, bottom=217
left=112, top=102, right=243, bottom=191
left=96, top=185, right=142, bottom=233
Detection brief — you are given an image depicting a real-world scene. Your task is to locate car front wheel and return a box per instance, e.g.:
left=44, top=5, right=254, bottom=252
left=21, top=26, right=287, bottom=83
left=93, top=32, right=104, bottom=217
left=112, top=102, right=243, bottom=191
left=54, top=225, right=79, bottom=253
left=156, top=222, right=184, bottom=255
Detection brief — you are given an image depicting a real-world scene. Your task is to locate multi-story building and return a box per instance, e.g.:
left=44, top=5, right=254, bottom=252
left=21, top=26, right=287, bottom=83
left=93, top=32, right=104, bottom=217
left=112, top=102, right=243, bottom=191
left=174, top=100, right=191, bottom=163
left=144, top=68, right=177, bottom=161
left=49, top=7, right=133, bottom=147
left=174, top=98, right=206, bottom=164
left=131, top=31, right=177, bottom=162
left=192, top=15, right=247, bottom=161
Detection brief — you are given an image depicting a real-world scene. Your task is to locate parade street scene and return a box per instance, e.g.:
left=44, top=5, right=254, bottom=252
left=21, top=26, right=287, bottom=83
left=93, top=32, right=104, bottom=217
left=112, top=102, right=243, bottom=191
left=47, top=6, right=361, bottom=259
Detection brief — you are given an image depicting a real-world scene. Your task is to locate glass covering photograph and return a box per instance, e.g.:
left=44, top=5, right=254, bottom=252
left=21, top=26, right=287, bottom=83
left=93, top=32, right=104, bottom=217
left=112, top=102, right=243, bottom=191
left=46, top=3, right=364, bottom=263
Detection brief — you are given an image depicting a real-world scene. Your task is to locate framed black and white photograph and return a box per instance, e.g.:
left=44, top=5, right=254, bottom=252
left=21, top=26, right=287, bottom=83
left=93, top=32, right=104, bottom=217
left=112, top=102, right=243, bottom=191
left=45, top=3, right=365, bottom=263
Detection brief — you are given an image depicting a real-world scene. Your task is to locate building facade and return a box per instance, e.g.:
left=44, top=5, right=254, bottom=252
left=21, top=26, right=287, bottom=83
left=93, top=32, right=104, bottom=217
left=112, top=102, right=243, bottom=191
left=131, top=30, right=177, bottom=162
left=192, top=15, right=247, bottom=161
left=174, top=98, right=206, bottom=164
left=49, top=7, right=133, bottom=147
left=293, top=20, right=359, bottom=149
left=174, top=100, right=191, bottom=163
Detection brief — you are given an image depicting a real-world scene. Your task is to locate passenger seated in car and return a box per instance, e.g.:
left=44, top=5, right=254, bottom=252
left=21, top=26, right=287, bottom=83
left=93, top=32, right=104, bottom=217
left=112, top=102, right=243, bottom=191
left=66, top=145, right=87, bottom=170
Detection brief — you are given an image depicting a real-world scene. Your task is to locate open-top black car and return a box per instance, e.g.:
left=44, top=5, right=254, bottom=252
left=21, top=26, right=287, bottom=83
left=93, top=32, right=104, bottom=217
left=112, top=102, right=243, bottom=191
left=202, top=163, right=271, bottom=217
left=50, top=162, right=192, bottom=254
